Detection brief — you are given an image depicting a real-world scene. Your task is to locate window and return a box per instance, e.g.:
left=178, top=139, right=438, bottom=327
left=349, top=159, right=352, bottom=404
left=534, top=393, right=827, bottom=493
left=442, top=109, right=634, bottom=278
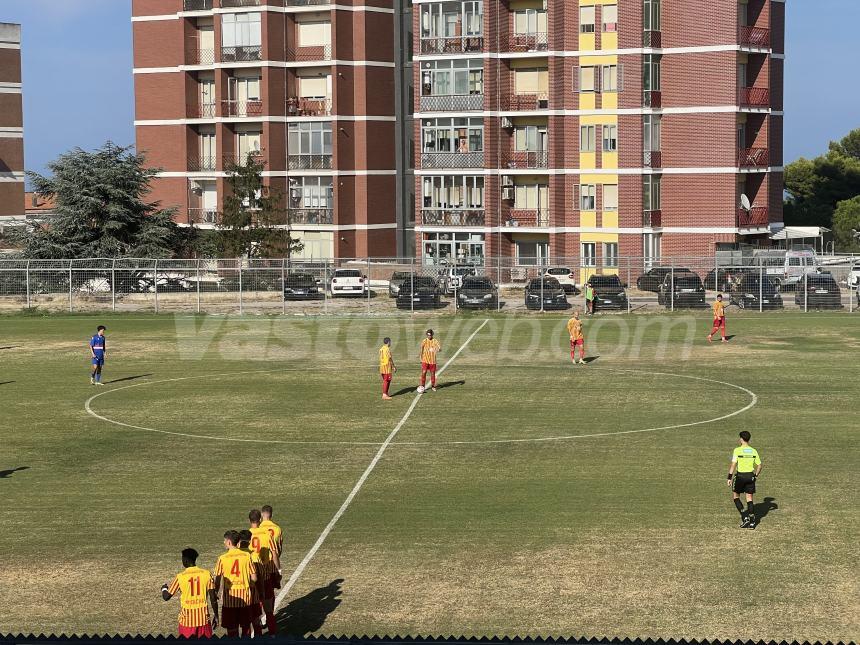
left=222, top=13, right=261, bottom=48
left=580, top=125, right=596, bottom=152
left=602, top=124, right=617, bottom=152
left=603, top=242, right=619, bottom=267
left=514, top=68, right=548, bottom=95
left=422, top=176, right=484, bottom=209
left=421, top=59, right=483, bottom=96
left=421, top=117, right=484, bottom=153
left=580, top=184, right=596, bottom=210
left=288, top=122, right=333, bottom=156
left=603, top=184, right=618, bottom=210
left=298, top=75, right=330, bottom=99
left=514, top=9, right=547, bottom=35
left=581, top=243, right=596, bottom=267
left=236, top=130, right=261, bottom=160
left=514, top=184, right=548, bottom=210
left=420, top=1, right=482, bottom=39
left=601, top=64, right=620, bottom=91
left=643, top=175, right=661, bottom=211
left=644, top=0, right=661, bottom=32
left=515, top=125, right=547, bottom=152
left=579, top=66, right=596, bottom=92
left=602, top=4, right=618, bottom=31
left=579, top=5, right=595, bottom=33
left=199, top=130, right=216, bottom=168
left=644, top=232, right=662, bottom=267
left=199, top=78, right=215, bottom=108
left=516, top=240, right=549, bottom=266
left=296, top=21, right=332, bottom=47
left=643, top=54, right=661, bottom=91
left=643, top=114, right=661, bottom=151
left=289, top=177, right=333, bottom=209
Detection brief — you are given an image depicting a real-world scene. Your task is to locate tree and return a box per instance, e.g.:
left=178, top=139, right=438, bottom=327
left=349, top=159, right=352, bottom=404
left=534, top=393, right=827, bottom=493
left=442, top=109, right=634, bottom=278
left=217, top=154, right=303, bottom=258
left=832, top=195, right=860, bottom=252
left=11, top=142, right=184, bottom=258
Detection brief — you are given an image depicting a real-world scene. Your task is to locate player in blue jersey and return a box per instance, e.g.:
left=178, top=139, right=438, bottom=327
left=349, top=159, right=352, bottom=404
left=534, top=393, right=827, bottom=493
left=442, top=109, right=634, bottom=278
left=90, top=325, right=107, bottom=385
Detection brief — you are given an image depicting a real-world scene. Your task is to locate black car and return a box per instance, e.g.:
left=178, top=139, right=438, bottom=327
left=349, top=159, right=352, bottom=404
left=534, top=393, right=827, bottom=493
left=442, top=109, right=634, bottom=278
left=457, top=276, right=499, bottom=309
left=704, top=267, right=757, bottom=292
left=283, top=273, right=323, bottom=300
left=794, top=272, right=842, bottom=309
left=395, top=276, right=442, bottom=309
left=636, top=266, right=694, bottom=292
left=587, top=274, right=629, bottom=310
left=524, top=277, right=569, bottom=310
left=388, top=271, right=412, bottom=298
left=657, top=273, right=706, bottom=307
left=730, top=274, right=783, bottom=309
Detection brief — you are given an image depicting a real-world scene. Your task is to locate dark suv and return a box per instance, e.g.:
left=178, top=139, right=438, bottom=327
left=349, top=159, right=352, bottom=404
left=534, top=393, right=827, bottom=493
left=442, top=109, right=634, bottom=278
left=636, top=267, right=694, bottom=292
left=388, top=271, right=412, bottom=298
left=794, top=272, right=842, bottom=309
left=587, top=274, right=628, bottom=310
left=657, top=273, right=706, bottom=307
left=730, top=274, right=783, bottom=309
left=283, top=273, right=323, bottom=300
left=395, top=276, right=442, bottom=309
left=457, top=276, right=499, bottom=309
left=525, top=277, right=569, bottom=310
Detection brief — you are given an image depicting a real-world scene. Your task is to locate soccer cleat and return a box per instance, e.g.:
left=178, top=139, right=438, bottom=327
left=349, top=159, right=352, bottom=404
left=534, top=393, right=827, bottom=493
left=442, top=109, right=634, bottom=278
left=578, top=359, right=586, bottom=365
left=90, top=378, right=95, bottom=385
left=739, top=515, right=750, bottom=528
left=382, top=394, right=392, bottom=400
left=746, top=515, right=757, bottom=529
left=431, top=386, right=437, bottom=392
left=721, top=337, right=729, bottom=343
left=95, top=382, right=104, bottom=386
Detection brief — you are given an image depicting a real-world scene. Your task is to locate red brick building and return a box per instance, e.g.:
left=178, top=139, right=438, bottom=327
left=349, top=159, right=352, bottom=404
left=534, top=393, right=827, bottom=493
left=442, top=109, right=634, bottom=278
left=132, top=0, right=409, bottom=259
left=413, top=0, right=785, bottom=271
left=0, top=22, right=24, bottom=223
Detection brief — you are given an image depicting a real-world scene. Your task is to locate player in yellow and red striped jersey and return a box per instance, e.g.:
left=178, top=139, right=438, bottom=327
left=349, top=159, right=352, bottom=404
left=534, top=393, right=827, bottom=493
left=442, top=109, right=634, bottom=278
left=260, top=505, right=283, bottom=588
left=708, top=294, right=729, bottom=343
left=379, top=337, right=397, bottom=400
left=161, top=548, right=219, bottom=639
left=249, top=508, right=281, bottom=634
left=213, top=530, right=257, bottom=637
left=237, top=529, right=265, bottom=636
left=566, top=312, right=586, bottom=365
left=418, top=329, right=441, bottom=392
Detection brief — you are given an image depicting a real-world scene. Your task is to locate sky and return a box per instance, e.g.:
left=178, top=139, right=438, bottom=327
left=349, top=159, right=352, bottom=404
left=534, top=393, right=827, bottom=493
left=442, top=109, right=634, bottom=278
left=2, top=0, right=859, bottom=178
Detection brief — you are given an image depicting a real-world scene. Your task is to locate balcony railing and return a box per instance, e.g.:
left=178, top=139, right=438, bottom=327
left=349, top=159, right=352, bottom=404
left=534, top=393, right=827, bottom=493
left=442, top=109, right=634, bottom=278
left=188, top=208, right=220, bottom=225
left=288, top=208, right=334, bottom=225
left=737, top=147, right=770, bottom=168
left=183, top=0, right=213, bottom=10
left=739, top=25, right=770, bottom=48
left=291, top=44, right=332, bottom=62
left=419, top=93, right=484, bottom=112
left=188, top=155, right=217, bottom=172
left=643, top=209, right=662, bottom=227
left=501, top=149, right=548, bottom=169
left=643, top=30, right=661, bottom=47
left=288, top=97, right=333, bottom=116
left=287, top=0, right=331, bottom=5
left=506, top=209, right=550, bottom=228
left=643, top=150, right=662, bottom=168
left=500, top=31, right=548, bottom=53
left=223, top=152, right=265, bottom=168
left=222, top=99, right=264, bottom=117
left=221, top=45, right=262, bottom=63
left=288, top=154, right=333, bottom=170
left=221, top=0, right=261, bottom=7
left=737, top=206, right=769, bottom=228
left=420, top=36, right=483, bottom=55
left=500, top=92, right=549, bottom=111
left=739, top=86, right=770, bottom=108
left=188, top=103, right=217, bottom=119
left=186, top=47, right=215, bottom=65
left=643, top=90, right=662, bottom=108
left=420, top=151, right=484, bottom=169
left=421, top=209, right=485, bottom=226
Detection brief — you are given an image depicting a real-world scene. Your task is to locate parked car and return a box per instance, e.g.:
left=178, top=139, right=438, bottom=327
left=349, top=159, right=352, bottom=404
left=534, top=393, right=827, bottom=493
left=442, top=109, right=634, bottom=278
left=794, top=272, right=843, bottom=309
left=586, top=274, right=629, bottom=310
left=543, top=267, right=580, bottom=294
left=395, top=276, right=442, bottom=309
left=457, top=276, right=499, bottom=309
left=657, top=272, right=707, bottom=307
left=848, top=260, right=860, bottom=288
left=729, top=274, right=783, bottom=309
left=704, top=267, right=756, bottom=292
left=330, top=269, right=368, bottom=297
left=388, top=271, right=412, bottom=298
left=524, top=277, right=569, bottom=310
left=440, top=266, right=477, bottom=294
left=283, top=273, right=323, bottom=300
left=636, top=266, right=694, bottom=292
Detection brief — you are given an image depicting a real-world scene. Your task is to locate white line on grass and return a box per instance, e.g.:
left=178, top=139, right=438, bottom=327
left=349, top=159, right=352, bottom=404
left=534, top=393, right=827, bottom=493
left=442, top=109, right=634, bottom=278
left=273, top=318, right=489, bottom=610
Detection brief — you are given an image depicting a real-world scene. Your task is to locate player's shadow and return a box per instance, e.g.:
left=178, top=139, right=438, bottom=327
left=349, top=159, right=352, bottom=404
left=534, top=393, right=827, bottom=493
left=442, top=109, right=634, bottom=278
left=754, top=497, right=778, bottom=523
left=435, top=379, right=465, bottom=390
left=0, top=466, right=29, bottom=479
left=0, top=346, right=20, bottom=350
left=724, top=334, right=737, bottom=342
left=583, top=355, right=600, bottom=364
left=0, top=381, right=14, bottom=386
left=104, top=373, right=154, bottom=384
left=275, top=578, right=344, bottom=635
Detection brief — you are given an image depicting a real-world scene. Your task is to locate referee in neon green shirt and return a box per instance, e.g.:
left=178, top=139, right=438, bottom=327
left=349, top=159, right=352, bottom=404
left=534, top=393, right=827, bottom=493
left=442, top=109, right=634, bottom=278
left=727, top=430, right=763, bottom=528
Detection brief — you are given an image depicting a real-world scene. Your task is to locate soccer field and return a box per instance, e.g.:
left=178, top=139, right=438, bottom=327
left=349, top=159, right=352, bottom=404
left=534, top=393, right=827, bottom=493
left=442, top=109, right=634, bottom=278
left=0, top=311, right=857, bottom=641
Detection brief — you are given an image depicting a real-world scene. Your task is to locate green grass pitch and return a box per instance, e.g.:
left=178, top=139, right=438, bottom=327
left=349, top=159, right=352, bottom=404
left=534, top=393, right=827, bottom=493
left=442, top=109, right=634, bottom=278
left=0, top=311, right=857, bottom=640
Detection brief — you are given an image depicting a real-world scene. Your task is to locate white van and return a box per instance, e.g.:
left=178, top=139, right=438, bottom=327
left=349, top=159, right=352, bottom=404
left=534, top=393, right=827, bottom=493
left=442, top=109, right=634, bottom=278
left=753, top=248, right=818, bottom=289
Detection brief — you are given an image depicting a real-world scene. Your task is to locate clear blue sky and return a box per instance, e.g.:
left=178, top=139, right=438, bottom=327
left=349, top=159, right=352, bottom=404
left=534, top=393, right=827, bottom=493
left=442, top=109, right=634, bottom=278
left=3, top=0, right=858, bottom=177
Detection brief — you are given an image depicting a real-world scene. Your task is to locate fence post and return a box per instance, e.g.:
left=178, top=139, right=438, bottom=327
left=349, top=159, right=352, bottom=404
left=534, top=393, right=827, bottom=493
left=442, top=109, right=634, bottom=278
left=154, top=258, right=159, bottom=314
left=759, top=261, right=763, bottom=313
left=323, top=259, right=328, bottom=315
left=25, top=259, right=30, bottom=309
left=238, top=258, right=243, bottom=315
left=196, top=259, right=201, bottom=315
left=281, top=258, right=286, bottom=315
left=367, top=257, right=371, bottom=315
left=626, top=258, right=631, bottom=314
left=670, top=262, right=674, bottom=313
left=496, top=256, right=501, bottom=312
left=68, top=260, right=73, bottom=313
left=111, top=259, right=116, bottom=312
left=410, top=257, right=415, bottom=316
left=804, top=271, right=808, bottom=313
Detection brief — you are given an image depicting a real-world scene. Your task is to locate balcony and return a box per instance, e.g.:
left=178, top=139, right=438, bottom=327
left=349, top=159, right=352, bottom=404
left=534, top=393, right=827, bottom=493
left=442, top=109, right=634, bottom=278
left=222, top=99, right=264, bottom=117
left=420, top=151, right=484, bottom=169
left=291, top=44, right=332, bottom=62
left=188, top=208, right=220, bottom=225
left=183, top=0, right=213, bottom=10
left=739, top=86, right=770, bottom=108
left=737, top=147, right=769, bottom=168
left=188, top=154, right=217, bottom=172
left=643, top=209, right=662, bottom=227
left=288, top=154, right=333, bottom=170
left=501, top=149, right=548, bottom=169
left=221, top=45, right=262, bottom=63
left=643, top=150, right=662, bottom=168
left=739, top=25, right=770, bottom=48
left=419, top=36, right=483, bottom=55
left=643, top=90, right=661, bottom=108
left=643, top=30, right=661, bottom=47
left=188, top=103, right=217, bottom=119
left=288, top=97, right=332, bottom=117
left=500, top=32, right=548, bottom=53
left=419, top=94, right=484, bottom=112
left=421, top=209, right=485, bottom=226
left=737, top=206, right=769, bottom=228
left=505, top=209, right=550, bottom=228
left=186, top=47, right=215, bottom=66
left=500, top=92, right=549, bottom=111
left=223, top=152, right=265, bottom=168
left=288, top=208, right=334, bottom=225
left=221, top=0, right=262, bottom=7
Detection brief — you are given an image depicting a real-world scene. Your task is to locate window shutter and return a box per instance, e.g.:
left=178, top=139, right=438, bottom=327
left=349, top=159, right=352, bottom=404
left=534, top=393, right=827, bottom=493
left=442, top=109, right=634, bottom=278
left=571, top=65, right=578, bottom=93
left=572, top=183, right=579, bottom=209
left=618, top=63, right=624, bottom=92
left=595, top=66, right=602, bottom=93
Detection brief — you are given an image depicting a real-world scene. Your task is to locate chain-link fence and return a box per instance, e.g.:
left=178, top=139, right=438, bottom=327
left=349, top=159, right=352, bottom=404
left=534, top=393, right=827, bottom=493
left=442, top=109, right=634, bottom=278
left=0, top=257, right=857, bottom=315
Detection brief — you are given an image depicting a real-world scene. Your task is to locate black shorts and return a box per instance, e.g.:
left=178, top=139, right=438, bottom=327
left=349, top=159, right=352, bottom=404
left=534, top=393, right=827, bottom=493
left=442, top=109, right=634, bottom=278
left=733, top=472, right=756, bottom=494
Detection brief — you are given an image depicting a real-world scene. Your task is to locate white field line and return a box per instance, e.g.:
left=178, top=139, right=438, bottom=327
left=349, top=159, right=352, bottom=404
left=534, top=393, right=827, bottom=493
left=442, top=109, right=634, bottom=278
left=274, top=318, right=489, bottom=610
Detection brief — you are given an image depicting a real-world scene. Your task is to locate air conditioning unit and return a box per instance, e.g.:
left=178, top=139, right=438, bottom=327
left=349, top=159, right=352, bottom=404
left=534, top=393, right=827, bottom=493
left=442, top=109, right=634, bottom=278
left=501, top=186, right=514, bottom=200
left=501, top=117, right=513, bottom=129
left=538, top=98, right=549, bottom=109
left=501, top=175, right=514, bottom=186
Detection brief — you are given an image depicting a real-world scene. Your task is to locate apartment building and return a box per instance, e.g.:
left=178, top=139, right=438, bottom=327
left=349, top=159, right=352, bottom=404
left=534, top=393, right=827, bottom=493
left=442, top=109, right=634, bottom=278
left=413, top=0, right=785, bottom=274
left=132, top=0, right=409, bottom=259
left=0, top=22, right=24, bottom=223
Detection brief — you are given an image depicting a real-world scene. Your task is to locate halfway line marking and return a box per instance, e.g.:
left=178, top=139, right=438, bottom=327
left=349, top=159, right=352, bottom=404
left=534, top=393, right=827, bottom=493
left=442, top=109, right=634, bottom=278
left=273, top=318, right=489, bottom=609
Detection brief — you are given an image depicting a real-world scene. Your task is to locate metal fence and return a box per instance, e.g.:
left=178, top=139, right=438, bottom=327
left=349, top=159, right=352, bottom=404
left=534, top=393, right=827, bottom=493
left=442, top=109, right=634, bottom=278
left=0, top=257, right=856, bottom=315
